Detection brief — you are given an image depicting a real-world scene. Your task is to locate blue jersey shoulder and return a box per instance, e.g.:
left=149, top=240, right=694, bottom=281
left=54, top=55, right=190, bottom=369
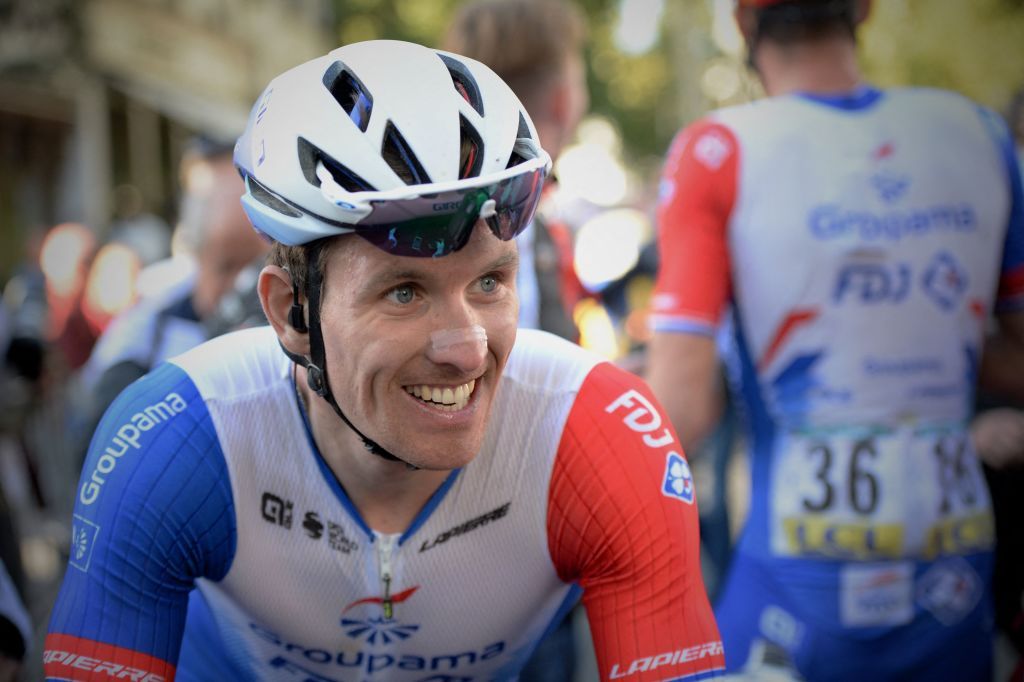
left=50, top=361, right=236, bottom=663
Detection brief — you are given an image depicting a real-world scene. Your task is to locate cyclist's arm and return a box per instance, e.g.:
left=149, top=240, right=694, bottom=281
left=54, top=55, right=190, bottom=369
left=44, top=363, right=235, bottom=681
left=549, top=362, right=724, bottom=682
left=980, top=311, right=1024, bottom=401
left=977, top=105, right=1024, bottom=402
left=645, top=120, right=738, bottom=453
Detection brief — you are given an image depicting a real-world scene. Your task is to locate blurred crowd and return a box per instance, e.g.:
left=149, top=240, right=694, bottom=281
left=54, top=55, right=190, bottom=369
left=0, top=136, right=270, bottom=679
left=2, top=0, right=1024, bottom=680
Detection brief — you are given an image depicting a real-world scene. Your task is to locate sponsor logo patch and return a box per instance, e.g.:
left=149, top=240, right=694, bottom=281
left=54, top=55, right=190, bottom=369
left=662, top=452, right=694, bottom=504
left=917, top=556, right=982, bottom=625
left=922, top=251, right=968, bottom=311
left=840, top=562, right=913, bottom=627
left=69, top=514, right=101, bottom=573
left=261, top=491, right=294, bottom=529
left=419, top=503, right=510, bottom=552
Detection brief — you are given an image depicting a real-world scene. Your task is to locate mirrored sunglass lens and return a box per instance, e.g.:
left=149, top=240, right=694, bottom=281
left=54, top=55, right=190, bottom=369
left=357, top=213, right=476, bottom=257
left=356, top=166, right=545, bottom=256
left=488, top=170, right=545, bottom=240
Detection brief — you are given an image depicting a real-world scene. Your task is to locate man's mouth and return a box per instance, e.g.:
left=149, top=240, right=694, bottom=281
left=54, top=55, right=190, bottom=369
left=403, top=379, right=477, bottom=412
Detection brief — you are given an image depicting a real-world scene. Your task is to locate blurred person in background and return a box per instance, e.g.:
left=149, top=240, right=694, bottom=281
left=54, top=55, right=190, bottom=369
left=444, top=0, right=589, bottom=344
left=444, top=2, right=591, bottom=678
left=968, top=85, right=1024, bottom=681
left=69, top=138, right=269, bottom=468
left=38, top=222, right=98, bottom=373
left=646, top=0, right=1024, bottom=679
left=0, top=559, right=30, bottom=682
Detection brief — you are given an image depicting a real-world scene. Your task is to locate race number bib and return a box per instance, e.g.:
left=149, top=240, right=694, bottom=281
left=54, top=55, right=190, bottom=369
left=770, top=425, right=993, bottom=561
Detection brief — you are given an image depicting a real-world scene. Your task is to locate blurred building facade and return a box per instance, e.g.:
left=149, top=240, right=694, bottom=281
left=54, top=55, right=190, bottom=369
left=0, top=0, right=334, bottom=279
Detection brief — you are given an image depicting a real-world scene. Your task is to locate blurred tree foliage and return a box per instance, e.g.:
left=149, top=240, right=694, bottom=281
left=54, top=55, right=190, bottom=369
left=861, top=0, right=1024, bottom=118
left=330, top=0, right=1024, bottom=166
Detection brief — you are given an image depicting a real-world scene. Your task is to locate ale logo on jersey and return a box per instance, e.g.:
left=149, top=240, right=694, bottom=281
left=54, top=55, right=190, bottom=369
left=662, top=452, right=694, bottom=504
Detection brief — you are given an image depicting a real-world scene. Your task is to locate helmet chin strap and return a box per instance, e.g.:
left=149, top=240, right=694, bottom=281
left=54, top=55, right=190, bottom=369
left=286, top=239, right=418, bottom=470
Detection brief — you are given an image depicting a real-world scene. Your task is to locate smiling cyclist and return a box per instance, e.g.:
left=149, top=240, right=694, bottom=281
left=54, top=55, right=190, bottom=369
left=44, top=40, right=724, bottom=681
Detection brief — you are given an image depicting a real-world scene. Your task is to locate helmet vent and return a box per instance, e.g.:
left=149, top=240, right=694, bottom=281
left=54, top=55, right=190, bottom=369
left=505, top=112, right=535, bottom=168
left=382, top=122, right=432, bottom=185
left=248, top=176, right=302, bottom=218
left=298, top=138, right=376, bottom=192
left=517, top=111, right=533, bottom=141
left=459, top=115, right=484, bottom=179
left=323, top=61, right=373, bottom=133
left=438, top=54, right=484, bottom=117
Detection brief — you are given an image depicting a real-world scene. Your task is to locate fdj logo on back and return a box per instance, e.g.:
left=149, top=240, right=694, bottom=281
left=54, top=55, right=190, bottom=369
left=833, top=262, right=911, bottom=304
left=833, top=251, right=968, bottom=311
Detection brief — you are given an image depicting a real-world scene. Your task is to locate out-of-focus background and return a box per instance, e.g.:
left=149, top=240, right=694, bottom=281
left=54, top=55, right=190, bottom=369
left=2, top=0, right=1023, bottom=355
left=0, top=0, right=1023, bottom=679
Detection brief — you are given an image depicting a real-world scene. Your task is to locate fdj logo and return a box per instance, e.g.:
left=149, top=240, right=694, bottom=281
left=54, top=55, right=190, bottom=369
left=922, top=251, right=967, bottom=311
left=833, top=262, right=910, bottom=304
left=604, top=390, right=675, bottom=448
left=262, top=492, right=294, bottom=529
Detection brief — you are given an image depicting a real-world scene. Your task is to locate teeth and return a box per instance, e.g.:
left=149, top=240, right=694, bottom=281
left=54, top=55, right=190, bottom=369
left=405, top=379, right=477, bottom=411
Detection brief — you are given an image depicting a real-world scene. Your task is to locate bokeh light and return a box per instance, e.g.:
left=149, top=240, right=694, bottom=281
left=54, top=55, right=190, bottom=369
left=573, top=208, right=650, bottom=292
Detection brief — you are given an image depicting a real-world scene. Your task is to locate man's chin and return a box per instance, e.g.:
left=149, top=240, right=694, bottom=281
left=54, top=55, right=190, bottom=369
left=394, top=440, right=482, bottom=472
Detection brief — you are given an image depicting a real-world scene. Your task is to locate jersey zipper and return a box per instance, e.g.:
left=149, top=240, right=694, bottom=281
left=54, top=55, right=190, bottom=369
left=376, top=533, right=397, bottom=619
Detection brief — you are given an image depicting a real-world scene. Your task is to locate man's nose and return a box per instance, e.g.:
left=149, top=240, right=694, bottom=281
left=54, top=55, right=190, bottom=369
left=425, top=324, right=487, bottom=371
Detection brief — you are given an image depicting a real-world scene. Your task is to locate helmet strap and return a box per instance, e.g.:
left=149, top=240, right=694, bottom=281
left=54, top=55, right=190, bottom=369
left=295, top=239, right=416, bottom=468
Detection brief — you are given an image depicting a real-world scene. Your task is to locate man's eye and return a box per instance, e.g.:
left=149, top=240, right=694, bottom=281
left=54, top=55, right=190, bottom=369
left=387, top=285, right=416, bottom=304
left=480, top=275, right=498, bottom=293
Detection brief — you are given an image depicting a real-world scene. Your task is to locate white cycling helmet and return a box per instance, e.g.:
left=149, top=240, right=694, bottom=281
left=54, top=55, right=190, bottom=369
left=234, top=39, right=551, bottom=253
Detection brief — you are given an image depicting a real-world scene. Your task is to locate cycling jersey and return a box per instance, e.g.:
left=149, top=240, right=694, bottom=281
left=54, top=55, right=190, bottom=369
left=45, top=326, right=724, bottom=682
left=653, top=86, right=1024, bottom=681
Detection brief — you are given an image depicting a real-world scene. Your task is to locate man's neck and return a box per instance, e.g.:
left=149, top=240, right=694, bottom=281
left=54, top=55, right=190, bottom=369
left=755, top=37, right=863, bottom=98
left=295, top=367, right=451, bottom=534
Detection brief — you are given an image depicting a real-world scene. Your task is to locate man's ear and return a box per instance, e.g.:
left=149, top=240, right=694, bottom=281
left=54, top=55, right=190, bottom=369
left=259, top=265, right=311, bottom=357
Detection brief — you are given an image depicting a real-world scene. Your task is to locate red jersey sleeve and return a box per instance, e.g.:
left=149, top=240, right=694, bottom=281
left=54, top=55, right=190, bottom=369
left=548, top=362, right=724, bottom=681
left=651, top=119, right=739, bottom=336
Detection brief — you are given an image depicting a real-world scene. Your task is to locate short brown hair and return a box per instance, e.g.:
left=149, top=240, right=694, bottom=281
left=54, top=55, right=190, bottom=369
left=268, top=239, right=337, bottom=299
left=443, top=0, right=586, bottom=112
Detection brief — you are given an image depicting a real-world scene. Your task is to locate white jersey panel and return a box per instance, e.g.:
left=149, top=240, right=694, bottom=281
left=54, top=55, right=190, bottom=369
left=717, top=89, right=1009, bottom=428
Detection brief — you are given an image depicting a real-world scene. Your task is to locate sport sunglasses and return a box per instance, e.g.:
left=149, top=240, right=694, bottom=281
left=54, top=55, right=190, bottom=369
left=316, top=141, right=551, bottom=258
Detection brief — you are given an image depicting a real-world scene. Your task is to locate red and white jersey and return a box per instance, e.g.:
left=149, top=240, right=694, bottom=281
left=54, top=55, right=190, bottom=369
left=654, top=87, right=1023, bottom=428
left=46, top=326, right=723, bottom=682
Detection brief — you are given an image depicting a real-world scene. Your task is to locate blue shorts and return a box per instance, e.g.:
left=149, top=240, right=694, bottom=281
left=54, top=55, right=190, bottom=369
left=714, top=550, right=994, bottom=681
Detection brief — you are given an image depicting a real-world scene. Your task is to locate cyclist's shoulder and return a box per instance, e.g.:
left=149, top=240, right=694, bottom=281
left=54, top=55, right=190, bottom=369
left=507, top=331, right=664, bottom=430
left=884, top=86, right=998, bottom=128
left=504, top=328, right=603, bottom=393
left=170, top=325, right=290, bottom=399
